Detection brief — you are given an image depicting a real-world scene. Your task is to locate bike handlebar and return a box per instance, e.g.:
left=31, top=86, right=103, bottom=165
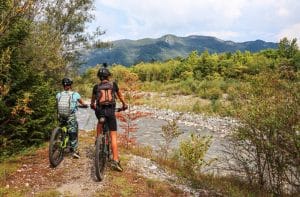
left=85, top=104, right=128, bottom=112
left=78, top=104, right=89, bottom=108
left=116, top=106, right=128, bottom=112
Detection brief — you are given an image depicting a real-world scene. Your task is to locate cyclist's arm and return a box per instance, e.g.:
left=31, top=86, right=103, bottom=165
left=90, top=85, right=97, bottom=109
left=113, top=82, right=127, bottom=107
left=78, top=98, right=86, bottom=105
left=75, top=92, right=88, bottom=108
left=116, top=90, right=127, bottom=109
left=90, top=94, right=96, bottom=109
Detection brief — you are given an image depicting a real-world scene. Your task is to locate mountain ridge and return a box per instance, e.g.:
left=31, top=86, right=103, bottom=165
left=83, top=34, right=277, bottom=67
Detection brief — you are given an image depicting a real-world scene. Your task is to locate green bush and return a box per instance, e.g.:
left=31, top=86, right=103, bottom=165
left=192, top=101, right=202, bottom=113
left=159, top=117, right=182, bottom=159
left=227, top=72, right=300, bottom=195
left=199, top=87, right=222, bottom=100
left=179, top=133, right=212, bottom=177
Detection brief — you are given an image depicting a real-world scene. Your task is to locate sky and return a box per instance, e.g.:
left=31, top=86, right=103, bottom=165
left=88, top=0, right=300, bottom=44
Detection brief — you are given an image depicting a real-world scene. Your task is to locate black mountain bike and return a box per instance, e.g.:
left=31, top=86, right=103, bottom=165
left=49, top=106, right=88, bottom=167
left=49, top=118, right=72, bottom=167
left=95, top=107, right=126, bottom=181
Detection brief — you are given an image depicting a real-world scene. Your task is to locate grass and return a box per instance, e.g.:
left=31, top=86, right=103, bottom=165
left=120, top=144, right=154, bottom=159
left=0, top=159, right=21, bottom=183
left=136, top=79, right=240, bottom=116
left=118, top=131, right=272, bottom=197
left=0, top=144, right=50, bottom=197
left=135, top=91, right=233, bottom=116
left=193, top=174, right=273, bottom=197
left=145, top=178, right=184, bottom=196
left=0, top=187, right=24, bottom=197
left=0, top=144, right=43, bottom=182
left=140, top=148, right=274, bottom=197
left=35, top=189, right=61, bottom=197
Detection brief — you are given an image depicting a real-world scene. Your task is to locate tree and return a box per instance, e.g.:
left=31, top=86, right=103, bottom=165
left=0, top=0, right=103, bottom=157
left=42, top=0, right=106, bottom=75
left=0, top=0, right=57, bottom=157
left=227, top=72, right=300, bottom=195
left=278, top=37, right=298, bottom=59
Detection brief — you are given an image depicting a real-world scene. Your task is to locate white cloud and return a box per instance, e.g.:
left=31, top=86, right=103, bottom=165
left=277, top=7, right=289, bottom=17
left=276, top=23, right=300, bottom=45
left=92, top=0, right=300, bottom=42
left=97, top=0, right=246, bottom=26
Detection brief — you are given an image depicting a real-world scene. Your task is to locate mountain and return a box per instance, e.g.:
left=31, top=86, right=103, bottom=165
left=83, top=34, right=278, bottom=67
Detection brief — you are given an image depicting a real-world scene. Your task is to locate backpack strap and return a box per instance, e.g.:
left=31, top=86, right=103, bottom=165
left=96, top=81, right=116, bottom=106
left=69, top=91, right=76, bottom=113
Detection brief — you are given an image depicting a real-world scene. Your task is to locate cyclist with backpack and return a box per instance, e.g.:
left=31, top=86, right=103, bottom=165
left=56, top=78, right=88, bottom=159
left=90, top=63, right=127, bottom=172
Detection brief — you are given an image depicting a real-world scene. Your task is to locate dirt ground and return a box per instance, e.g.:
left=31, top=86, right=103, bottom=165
left=1, top=131, right=192, bottom=197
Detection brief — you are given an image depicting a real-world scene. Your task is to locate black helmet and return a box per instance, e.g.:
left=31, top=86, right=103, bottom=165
left=97, top=63, right=111, bottom=79
left=61, top=78, right=73, bottom=86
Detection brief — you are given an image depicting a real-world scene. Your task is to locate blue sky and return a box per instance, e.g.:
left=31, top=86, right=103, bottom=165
left=88, top=0, right=300, bottom=43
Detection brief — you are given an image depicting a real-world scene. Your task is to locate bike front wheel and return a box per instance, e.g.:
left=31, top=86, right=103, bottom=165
left=49, top=127, right=64, bottom=167
left=95, top=134, right=107, bottom=181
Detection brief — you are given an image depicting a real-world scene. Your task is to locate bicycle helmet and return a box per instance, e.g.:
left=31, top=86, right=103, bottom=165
left=61, top=78, right=73, bottom=86
left=97, top=63, right=111, bottom=79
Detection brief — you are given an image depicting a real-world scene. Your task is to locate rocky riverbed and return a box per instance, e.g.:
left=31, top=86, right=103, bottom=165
left=76, top=105, right=238, bottom=173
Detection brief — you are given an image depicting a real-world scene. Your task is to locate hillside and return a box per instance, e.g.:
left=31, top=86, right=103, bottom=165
left=83, top=34, right=278, bottom=67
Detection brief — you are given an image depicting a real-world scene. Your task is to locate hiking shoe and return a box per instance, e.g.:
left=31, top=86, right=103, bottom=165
left=72, top=151, right=80, bottom=159
left=111, top=160, right=123, bottom=172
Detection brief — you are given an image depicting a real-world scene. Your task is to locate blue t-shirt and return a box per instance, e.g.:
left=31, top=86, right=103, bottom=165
left=56, top=91, right=81, bottom=113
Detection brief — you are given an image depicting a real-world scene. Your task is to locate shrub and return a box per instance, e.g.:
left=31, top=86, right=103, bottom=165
left=159, top=117, right=183, bottom=159
left=226, top=72, right=300, bottom=195
left=199, top=87, right=222, bottom=100
left=179, top=133, right=212, bottom=177
left=192, top=101, right=202, bottom=113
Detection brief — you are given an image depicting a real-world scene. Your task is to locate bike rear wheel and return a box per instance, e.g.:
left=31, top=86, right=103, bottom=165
left=49, top=127, right=64, bottom=167
left=95, top=134, right=107, bottom=181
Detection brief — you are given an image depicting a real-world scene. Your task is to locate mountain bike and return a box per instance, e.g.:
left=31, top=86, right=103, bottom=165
left=49, top=106, right=88, bottom=167
left=48, top=118, right=71, bottom=167
left=95, top=107, right=126, bottom=181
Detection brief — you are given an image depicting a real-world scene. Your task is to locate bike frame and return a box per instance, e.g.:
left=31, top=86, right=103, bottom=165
left=49, top=119, right=71, bottom=167
left=95, top=107, right=126, bottom=181
left=60, top=126, right=69, bottom=149
left=99, top=117, right=112, bottom=158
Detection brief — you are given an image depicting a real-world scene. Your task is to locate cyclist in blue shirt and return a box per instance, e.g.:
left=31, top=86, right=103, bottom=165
left=56, top=78, right=88, bottom=158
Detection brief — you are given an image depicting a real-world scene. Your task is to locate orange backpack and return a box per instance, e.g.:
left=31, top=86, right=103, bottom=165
left=97, top=81, right=116, bottom=106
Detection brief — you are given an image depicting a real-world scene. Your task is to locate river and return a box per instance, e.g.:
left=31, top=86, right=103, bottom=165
left=76, top=105, right=237, bottom=173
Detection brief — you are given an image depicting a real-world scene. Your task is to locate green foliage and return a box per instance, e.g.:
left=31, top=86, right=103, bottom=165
left=228, top=72, right=300, bottom=195
left=278, top=37, right=298, bottom=59
left=0, top=0, right=99, bottom=157
left=159, top=117, right=183, bottom=159
left=179, top=133, right=212, bottom=176
left=44, top=0, right=106, bottom=70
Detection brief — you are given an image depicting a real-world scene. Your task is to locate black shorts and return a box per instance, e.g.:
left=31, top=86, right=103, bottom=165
left=95, top=105, right=117, bottom=131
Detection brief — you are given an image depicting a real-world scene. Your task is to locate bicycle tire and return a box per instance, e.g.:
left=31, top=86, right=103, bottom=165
left=95, top=134, right=107, bottom=181
left=49, top=127, right=64, bottom=167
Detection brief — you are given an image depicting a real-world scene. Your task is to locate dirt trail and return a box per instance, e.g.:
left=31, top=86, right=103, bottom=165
left=2, top=131, right=103, bottom=196
left=2, top=131, right=212, bottom=196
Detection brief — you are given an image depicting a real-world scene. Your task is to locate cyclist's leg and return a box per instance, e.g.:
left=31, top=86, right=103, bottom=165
left=107, top=115, right=119, bottom=161
left=110, top=130, right=118, bottom=161
left=95, top=107, right=105, bottom=138
left=68, top=115, right=79, bottom=151
left=110, top=130, right=123, bottom=171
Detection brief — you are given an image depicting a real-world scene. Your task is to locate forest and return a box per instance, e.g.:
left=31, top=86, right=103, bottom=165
left=0, top=0, right=299, bottom=195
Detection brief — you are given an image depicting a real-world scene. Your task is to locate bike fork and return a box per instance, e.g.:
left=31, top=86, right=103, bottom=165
left=61, top=127, right=69, bottom=148
left=104, top=134, right=111, bottom=161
